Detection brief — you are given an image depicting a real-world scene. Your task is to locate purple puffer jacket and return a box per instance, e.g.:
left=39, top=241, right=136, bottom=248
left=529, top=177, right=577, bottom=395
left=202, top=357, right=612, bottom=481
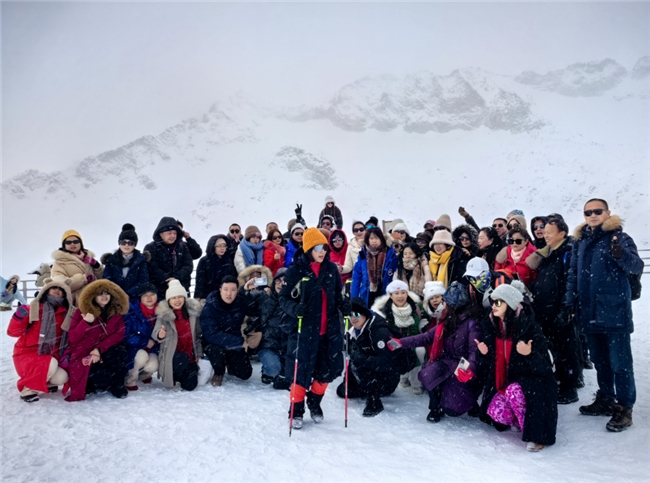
left=400, top=313, right=482, bottom=415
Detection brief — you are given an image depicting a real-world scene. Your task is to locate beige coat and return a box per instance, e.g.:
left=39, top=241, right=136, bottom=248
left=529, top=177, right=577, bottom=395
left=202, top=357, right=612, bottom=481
left=46, top=250, right=104, bottom=304
left=152, top=298, right=203, bottom=388
left=342, top=236, right=364, bottom=275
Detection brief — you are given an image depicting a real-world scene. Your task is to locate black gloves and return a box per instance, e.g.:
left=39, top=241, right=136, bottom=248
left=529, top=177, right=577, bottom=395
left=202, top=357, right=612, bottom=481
left=295, top=303, right=306, bottom=318
left=458, top=206, right=470, bottom=218
left=611, top=236, right=623, bottom=259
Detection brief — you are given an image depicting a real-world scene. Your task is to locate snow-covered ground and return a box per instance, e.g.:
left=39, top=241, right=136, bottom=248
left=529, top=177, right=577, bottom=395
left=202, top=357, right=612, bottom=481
left=1, top=295, right=647, bottom=483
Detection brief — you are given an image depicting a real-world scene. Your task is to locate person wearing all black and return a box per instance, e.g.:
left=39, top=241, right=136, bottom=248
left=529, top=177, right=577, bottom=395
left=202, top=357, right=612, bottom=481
left=527, top=218, right=580, bottom=404
left=476, top=227, right=505, bottom=270
left=336, top=298, right=399, bottom=417
left=101, top=224, right=151, bottom=300
left=176, top=220, right=203, bottom=260
left=452, top=224, right=479, bottom=278
left=226, top=223, right=242, bottom=262
left=194, top=235, right=237, bottom=300
left=199, top=275, right=253, bottom=386
left=144, top=217, right=194, bottom=300
left=530, top=216, right=549, bottom=250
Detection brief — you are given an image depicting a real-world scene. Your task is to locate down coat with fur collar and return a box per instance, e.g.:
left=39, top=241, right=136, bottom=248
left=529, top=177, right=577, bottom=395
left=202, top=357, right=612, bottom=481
left=565, top=215, right=643, bottom=333
left=47, top=249, right=104, bottom=303
left=101, top=250, right=151, bottom=300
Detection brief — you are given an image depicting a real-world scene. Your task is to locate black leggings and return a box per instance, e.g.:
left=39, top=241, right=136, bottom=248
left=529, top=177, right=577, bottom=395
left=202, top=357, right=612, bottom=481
left=203, top=342, right=252, bottom=380
left=172, top=352, right=199, bottom=391
left=87, top=344, right=128, bottom=396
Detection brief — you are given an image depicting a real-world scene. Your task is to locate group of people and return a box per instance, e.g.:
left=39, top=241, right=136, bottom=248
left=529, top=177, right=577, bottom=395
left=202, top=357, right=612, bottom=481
left=6, top=196, right=644, bottom=452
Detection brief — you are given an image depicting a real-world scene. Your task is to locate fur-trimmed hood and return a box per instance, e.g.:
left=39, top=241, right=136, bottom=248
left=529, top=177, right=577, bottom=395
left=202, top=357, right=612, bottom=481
left=51, top=248, right=97, bottom=264
left=100, top=249, right=150, bottom=265
left=155, top=298, right=202, bottom=324
left=452, top=224, right=479, bottom=248
left=237, top=264, right=273, bottom=288
left=29, top=281, right=76, bottom=330
left=78, top=279, right=129, bottom=318
left=573, top=214, right=622, bottom=240
left=371, top=291, right=422, bottom=318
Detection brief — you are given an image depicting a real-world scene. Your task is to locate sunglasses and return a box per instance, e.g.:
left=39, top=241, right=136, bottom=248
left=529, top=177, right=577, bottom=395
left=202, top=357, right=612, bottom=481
left=492, top=223, right=504, bottom=228
left=415, top=239, right=426, bottom=245
left=98, top=291, right=111, bottom=297
left=313, top=244, right=327, bottom=252
left=584, top=209, right=605, bottom=217
left=458, top=236, right=471, bottom=242
left=215, top=243, right=228, bottom=248
left=353, top=227, right=366, bottom=233
left=64, top=239, right=81, bottom=245
left=251, top=232, right=261, bottom=238
left=272, top=235, right=283, bottom=241
left=293, top=232, right=304, bottom=237
left=395, top=230, right=407, bottom=235
left=533, top=224, right=545, bottom=231
left=507, top=238, right=525, bottom=245
left=332, top=237, right=343, bottom=243
left=433, top=226, right=448, bottom=232
left=230, top=229, right=240, bottom=234
left=491, top=299, right=504, bottom=307
left=119, top=240, right=136, bottom=246
left=351, top=311, right=362, bottom=319
left=393, top=244, right=403, bottom=250
left=322, top=221, right=332, bottom=226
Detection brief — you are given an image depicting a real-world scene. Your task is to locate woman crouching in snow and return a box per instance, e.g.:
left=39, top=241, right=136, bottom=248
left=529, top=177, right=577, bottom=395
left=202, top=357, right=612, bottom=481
left=388, top=282, right=483, bottom=422
left=153, top=280, right=203, bottom=391
left=477, top=283, right=557, bottom=452
left=65, top=280, right=129, bottom=401
left=7, top=282, right=75, bottom=402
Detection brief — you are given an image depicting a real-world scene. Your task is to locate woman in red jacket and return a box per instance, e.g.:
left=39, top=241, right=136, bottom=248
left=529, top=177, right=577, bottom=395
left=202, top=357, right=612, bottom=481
left=494, top=227, right=538, bottom=286
left=7, top=282, right=76, bottom=402
left=263, top=229, right=286, bottom=277
left=65, top=279, right=129, bottom=401
left=328, top=229, right=350, bottom=285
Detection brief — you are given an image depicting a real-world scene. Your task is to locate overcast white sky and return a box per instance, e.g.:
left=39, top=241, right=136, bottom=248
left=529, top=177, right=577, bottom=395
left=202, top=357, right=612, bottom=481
left=2, top=0, right=649, bottom=179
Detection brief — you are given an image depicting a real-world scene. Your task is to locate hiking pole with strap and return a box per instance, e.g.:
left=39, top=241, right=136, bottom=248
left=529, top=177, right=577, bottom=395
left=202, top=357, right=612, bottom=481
left=344, top=315, right=350, bottom=428
left=289, top=276, right=310, bottom=437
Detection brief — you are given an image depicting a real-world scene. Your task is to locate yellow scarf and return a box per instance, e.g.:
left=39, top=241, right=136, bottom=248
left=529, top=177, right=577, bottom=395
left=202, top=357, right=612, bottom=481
left=429, top=247, right=453, bottom=288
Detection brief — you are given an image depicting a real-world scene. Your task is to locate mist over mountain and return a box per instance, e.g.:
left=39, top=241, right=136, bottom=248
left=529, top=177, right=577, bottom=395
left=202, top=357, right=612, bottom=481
left=2, top=57, right=648, bottom=274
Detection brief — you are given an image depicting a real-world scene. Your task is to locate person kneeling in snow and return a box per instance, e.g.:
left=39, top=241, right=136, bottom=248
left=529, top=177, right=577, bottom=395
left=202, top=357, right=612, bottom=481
left=7, top=282, right=75, bottom=402
left=65, top=280, right=129, bottom=401
left=336, top=297, right=399, bottom=417
left=153, top=280, right=203, bottom=391
left=388, top=282, right=483, bottom=423
left=279, top=228, right=351, bottom=430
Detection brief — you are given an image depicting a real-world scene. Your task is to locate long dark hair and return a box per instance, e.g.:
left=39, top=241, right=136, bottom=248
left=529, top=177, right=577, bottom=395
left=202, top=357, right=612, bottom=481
left=396, top=243, right=423, bottom=280
left=493, top=305, right=517, bottom=339
left=441, top=301, right=483, bottom=337
left=364, top=227, right=387, bottom=251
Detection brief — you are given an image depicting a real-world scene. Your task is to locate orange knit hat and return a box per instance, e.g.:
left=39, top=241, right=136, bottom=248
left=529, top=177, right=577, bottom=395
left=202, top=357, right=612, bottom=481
left=302, top=227, right=328, bottom=253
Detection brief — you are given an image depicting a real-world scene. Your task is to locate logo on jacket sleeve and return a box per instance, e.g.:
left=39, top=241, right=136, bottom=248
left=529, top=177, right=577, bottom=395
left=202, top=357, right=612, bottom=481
left=377, top=340, right=386, bottom=349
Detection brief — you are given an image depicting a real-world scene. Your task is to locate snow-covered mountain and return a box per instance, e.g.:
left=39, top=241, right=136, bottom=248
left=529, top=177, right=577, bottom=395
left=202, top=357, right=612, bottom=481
left=2, top=57, right=649, bottom=275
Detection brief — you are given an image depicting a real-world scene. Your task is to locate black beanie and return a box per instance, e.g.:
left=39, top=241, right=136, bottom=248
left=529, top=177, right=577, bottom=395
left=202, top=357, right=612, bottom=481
left=119, top=223, right=138, bottom=246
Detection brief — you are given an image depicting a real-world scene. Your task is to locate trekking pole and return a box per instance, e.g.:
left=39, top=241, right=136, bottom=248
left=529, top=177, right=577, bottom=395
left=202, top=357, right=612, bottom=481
left=344, top=315, right=350, bottom=428
left=289, top=276, right=310, bottom=437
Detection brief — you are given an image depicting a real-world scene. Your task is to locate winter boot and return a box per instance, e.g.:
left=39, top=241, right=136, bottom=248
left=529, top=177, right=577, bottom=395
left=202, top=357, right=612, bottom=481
left=306, top=391, right=324, bottom=423
left=289, top=401, right=305, bottom=430
left=48, top=386, right=58, bottom=393
left=579, top=391, right=615, bottom=416
left=606, top=405, right=633, bottom=432
left=211, top=374, right=224, bottom=387
left=526, top=442, right=545, bottom=452
left=363, top=395, right=384, bottom=417
left=261, top=373, right=274, bottom=385
left=20, top=393, right=39, bottom=403
left=426, top=407, right=444, bottom=423
left=576, top=373, right=585, bottom=388
left=273, top=375, right=291, bottom=391
left=141, top=377, right=153, bottom=384
left=111, top=386, right=128, bottom=399
left=558, top=387, right=579, bottom=405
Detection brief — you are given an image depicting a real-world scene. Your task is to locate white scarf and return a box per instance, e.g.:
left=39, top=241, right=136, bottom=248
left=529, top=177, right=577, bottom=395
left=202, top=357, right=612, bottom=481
left=392, top=303, right=415, bottom=328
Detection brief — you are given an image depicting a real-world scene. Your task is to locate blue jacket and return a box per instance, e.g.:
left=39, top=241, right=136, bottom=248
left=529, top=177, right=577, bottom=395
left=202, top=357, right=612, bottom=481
left=200, top=291, right=249, bottom=350
left=350, top=247, right=398, bottom=304
left=101, top=250, right=150, bottom=300
left=284, top=240, right=300, bottom=268
left=123, top=301, right=159, bottom=369
left=565, top=215, right=643, bottom=333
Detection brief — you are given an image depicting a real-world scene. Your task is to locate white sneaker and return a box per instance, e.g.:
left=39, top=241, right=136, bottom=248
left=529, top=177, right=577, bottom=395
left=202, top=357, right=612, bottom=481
left=412, top=387, right=424, bottom=395
left=292, top=417, right=303, bottom=430
left=399, top=376, right=411, bottom=388
left=526, top=442, right=545, bottom=452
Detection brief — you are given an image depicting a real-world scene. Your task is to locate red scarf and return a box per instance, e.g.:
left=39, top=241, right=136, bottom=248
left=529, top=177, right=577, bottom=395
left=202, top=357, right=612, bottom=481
left=310, top=262, right=329, bottom=335
left=174, top=309, right=195, bottom=363
left=140, top=303, right=157, bottom=323
left=428, top=322, right=445, bottom=362
left=494, top=319, right=512, bottom=394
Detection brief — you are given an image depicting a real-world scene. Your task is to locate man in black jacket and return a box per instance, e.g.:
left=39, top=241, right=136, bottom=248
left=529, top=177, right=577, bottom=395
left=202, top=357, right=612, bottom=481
left=336, top=298, right=399, bottom=417
left=176, top=220, right=202, bottom=260
left=144, top=217, right=195, bottom=300
left=528, top=218, right=580, bottom=404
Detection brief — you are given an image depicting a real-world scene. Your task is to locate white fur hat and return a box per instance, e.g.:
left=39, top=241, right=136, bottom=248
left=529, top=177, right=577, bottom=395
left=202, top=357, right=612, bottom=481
left=392, top=222, right=409, bottom=235
left=166, top=280, right=187, bottom=301
left=386, top=280, right=409, bottom=294
left=423, top=281, right=445, bottom=302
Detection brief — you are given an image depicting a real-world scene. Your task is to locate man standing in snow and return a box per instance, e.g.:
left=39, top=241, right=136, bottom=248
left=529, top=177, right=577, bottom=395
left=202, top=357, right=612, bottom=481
left=565, top=198, right=643, bottom=432
left=176, top=220, right=203, bottom=260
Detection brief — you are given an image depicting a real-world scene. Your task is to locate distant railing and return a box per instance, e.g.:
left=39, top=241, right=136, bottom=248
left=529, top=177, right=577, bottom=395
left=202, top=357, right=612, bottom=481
left=12, top=250, right=650, bottom=305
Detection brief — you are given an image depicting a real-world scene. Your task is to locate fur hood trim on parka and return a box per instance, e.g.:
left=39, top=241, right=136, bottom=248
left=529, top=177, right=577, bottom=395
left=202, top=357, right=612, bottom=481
left=100, top=250, right=151, bottom=265
left=155, top=298, right=202, bottom=324
left=452, top=224, right=479, bottom=248
left=78, top=279, right=129, bottom=319
left=371, top=291, right=422, bottom=319
left=237, top=264, right=273, bottom=288
left=29, top=281, right=76, bottom=330
left=573, top=215, right=623, bottom=240
left=51, top=248, right=97, bottom=263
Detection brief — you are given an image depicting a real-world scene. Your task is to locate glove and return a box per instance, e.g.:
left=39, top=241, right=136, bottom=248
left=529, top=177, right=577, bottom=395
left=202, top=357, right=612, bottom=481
left=83, top=256, right=99, bottom=267
left=294, top=303, right=306, bottom=318
left=458, top=206, right=469, bottom=218
left=456, top=368, right=474, bottom=383
left=611, top=236, right=623, bottom=259
left=387, top=338, right=402, bottom=351
left=15, top=305, right=28, bottom=318
left=295, top=203, right=303, bottom=218
left=86, top=273, right=96, bottom=284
